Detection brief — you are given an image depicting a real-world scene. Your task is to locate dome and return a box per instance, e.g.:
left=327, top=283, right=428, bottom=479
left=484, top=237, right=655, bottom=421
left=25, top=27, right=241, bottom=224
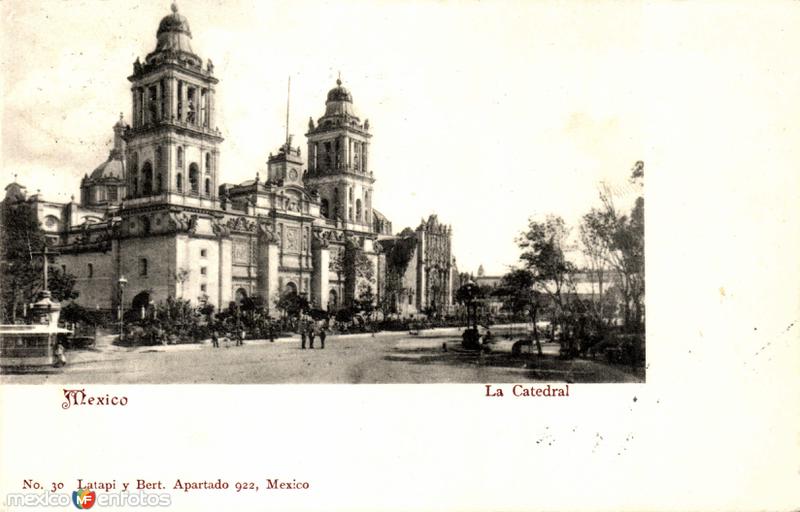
left=326, top=79, right=353, bottom=103
left=157, top=2, right=192, bottom=38
left=89, top=158, right=124, bottom=181
left=152, top=2, right=197, bottom=56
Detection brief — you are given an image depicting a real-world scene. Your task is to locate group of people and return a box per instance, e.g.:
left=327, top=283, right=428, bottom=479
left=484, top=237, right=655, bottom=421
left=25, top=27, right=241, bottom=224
left=300, top=318, right=327, bottom=350
left=207, top=316, right=328, bottom=350
left=209, top=319, right=273, bottom=348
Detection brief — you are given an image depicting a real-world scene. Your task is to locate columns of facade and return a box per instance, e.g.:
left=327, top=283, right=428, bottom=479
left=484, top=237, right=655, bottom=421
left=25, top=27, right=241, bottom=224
left=181, top=81, right=188, bottom=123
left=266, top=242, right=279, bottom=312
left=363, top=142, right=369, bottom=174
left=342, top=135, right=349, bottom=170
left=257, top=231, right=280, bottom=313
left=218, top=237, right=232, bottom=308
left=155, top=81, right=162, bottom=121
left=140, top=88, right=146, bottom=127
left=168, top=76, right=177, bottom=121
left=312, top=241, right=330, bottom=310
left=208, top=88, right=215, bottom=130
left=131, top=90, right=138, bottom=128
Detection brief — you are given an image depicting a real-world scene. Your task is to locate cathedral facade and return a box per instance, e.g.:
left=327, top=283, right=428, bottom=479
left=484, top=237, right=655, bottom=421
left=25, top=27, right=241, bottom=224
left=2, top=3, right=456, bottom=317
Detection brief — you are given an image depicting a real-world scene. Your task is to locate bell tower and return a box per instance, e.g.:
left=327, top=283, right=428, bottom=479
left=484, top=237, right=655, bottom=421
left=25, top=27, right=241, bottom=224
left=305, top=78, right=374, bottom=232
left=125, top=1, right=223, bottom=205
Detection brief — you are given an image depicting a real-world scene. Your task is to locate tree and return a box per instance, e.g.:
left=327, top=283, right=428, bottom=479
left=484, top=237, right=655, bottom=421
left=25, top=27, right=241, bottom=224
left=1, top=201, right=78, bottom=321
left=333, top=239, right=375, bottom=307
left=517, top=214, right=577, bottom=350
left=275, top=290, right=309, bottom=319
left=579, top=207, right=617, bottom=326
left=378, top=235, right=417, bottom=314
left=355, top=286, right=376, bottom=324
left=496, top=268, right=545, bottom=355
left=61, top=301, right=104, bottom=326
left=584, top=161, right=645, bottom=332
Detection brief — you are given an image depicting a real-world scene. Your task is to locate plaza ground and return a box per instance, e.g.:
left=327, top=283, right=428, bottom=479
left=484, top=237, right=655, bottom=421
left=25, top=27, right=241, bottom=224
left=1, top=326, right=644, bottom=384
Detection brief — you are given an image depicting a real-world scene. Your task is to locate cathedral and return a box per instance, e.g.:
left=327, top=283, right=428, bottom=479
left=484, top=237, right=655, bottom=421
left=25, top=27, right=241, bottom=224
left=2, top=3, right=457, bottom=317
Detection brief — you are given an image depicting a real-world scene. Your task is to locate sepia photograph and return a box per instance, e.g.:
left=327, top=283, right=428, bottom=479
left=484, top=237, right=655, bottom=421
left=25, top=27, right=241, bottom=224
left=1, top=1, right=798, bottom=512
left=1, top=0, right=644, bottom=385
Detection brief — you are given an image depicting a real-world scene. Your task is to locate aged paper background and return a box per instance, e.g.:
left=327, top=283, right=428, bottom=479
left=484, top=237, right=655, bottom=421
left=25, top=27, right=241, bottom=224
left=1, top=1, right=799, bottom=511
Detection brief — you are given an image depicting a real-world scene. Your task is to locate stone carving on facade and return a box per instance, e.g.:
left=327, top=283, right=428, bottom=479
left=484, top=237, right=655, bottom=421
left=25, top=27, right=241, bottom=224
left=257, top=222, right=278, bottom=243
left=133, top=57, right=142, bottom=75
left=207, top=58, right=214, bottom=75
left=232, top=239, right=249, bottom=264
left=311, top=230, right=331, bottom=249
left=285, top=227, right=300, bottom=252
left=316, top=228, right=345, bottom=243
left=226, top=216, right=257, bottom=233
left=211, top=218, right=231, bottom=238
left=165, top=212, right=198, bottom=234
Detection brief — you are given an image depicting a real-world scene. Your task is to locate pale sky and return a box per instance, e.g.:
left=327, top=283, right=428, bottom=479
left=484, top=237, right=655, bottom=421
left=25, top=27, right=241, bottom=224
left=1, top=1, right=796, bottom=276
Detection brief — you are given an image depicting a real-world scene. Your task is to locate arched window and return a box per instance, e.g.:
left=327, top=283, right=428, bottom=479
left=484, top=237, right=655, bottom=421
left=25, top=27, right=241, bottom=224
left=141, top=162, right=153, bottom=195
left=176, top=173, right=183, bottom=191
left=320, top=198, right=329, bottom=218
left=204, top=178, right=211, bottom=196
left=205, top=153, right=212, bottom=173
left=87, top=263, right=93, bottom=278
left=328, top=289, right=338, bottom=308
left=284, top=282, right=298, bottom=296
left=139, top=258, right=148, bottom=277
left=155, top=173, right=163, bottom=193
left=177, top=147, right=184, bottom=168
left=189, top=163, right=199, bottom=193
left=356, top=199, right=362, bottom=221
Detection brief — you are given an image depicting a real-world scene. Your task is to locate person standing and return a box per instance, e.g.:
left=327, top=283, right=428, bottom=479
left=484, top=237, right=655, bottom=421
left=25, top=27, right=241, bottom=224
left=53, top=342, right=67, bottom=367
left=300, top=318, right=307, bottom=349
left=308, top=320, right=316, bottom=349
left=235, top=321, right=244, bottom=347
left=319, top=321, right=327, bottom=349
left=211, top=330, right=219, bottom=348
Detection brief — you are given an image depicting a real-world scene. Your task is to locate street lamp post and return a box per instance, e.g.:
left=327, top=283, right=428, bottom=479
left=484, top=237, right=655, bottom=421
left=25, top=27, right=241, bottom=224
left=118, top=276, right=127, bottom=343
left=459, top=280, right=480, bottom=349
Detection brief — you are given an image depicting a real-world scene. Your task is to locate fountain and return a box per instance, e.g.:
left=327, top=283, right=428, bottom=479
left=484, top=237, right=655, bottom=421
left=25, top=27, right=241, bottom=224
left=0, top=248, right=72, bottom=369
